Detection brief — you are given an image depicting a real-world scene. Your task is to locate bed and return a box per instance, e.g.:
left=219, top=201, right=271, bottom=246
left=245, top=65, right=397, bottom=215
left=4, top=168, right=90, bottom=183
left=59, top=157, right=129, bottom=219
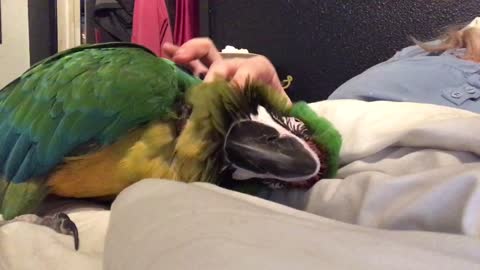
left=2, top=99, right=480, bottom=269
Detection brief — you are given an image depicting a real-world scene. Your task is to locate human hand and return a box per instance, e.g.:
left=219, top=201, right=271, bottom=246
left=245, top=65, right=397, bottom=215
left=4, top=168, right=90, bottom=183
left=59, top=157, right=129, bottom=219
left=162, top=38, right=286, bottom=95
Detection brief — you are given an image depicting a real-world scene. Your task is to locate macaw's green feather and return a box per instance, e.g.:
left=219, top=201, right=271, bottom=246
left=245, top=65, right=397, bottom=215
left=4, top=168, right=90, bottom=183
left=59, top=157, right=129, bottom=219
left=0, top=42, right=197, bottom=183
left=241, top=81, right=291, bottom=116
left=0, top=179, right=48, bottom=220
left=290, top=102, right=342, bottom=177
left=0, top=42, right=201, bottom=219
left=173, top=81, right=239, bottom=183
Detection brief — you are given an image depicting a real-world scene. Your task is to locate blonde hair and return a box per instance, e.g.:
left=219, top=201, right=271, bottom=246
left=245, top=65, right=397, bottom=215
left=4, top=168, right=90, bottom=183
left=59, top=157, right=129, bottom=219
left=412, top=23, right=480, bottom=62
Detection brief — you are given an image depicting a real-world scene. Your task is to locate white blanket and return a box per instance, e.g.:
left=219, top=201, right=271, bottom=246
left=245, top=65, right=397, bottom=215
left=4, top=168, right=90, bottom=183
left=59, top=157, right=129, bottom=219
left=105, top=180, right=480, bottom=270
left=266, top=100, right=480, bottom=236
left=1, top=100, right=480, bottom=270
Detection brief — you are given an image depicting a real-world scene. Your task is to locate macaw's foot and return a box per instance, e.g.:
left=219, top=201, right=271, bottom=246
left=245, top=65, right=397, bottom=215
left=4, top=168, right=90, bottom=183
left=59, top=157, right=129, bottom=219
left=0, top=213, right=79, bottom=250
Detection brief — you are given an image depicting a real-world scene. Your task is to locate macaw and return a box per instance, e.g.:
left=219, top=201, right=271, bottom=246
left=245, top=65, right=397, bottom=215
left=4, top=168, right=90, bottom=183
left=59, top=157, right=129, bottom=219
left=0, top=43, right=341, bottom=250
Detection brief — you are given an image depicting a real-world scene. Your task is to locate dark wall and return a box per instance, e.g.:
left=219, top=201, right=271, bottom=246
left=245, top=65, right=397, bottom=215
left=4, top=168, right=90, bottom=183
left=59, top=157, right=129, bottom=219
left=28, top=0, right=57, bottom=65
left=204, top=0, right=480, bottom=102
left=84, top=0, right=97, bottom=44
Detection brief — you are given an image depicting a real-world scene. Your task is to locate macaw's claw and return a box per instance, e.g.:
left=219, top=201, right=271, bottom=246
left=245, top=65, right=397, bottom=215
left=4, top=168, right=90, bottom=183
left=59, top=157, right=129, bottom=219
left=44, top=213, right=80, bottom=250
left=54, top=213, right=80, bottom=250
left=0, top=213, right=80, bottom=250
left=24, top=212, right=80, bottom=250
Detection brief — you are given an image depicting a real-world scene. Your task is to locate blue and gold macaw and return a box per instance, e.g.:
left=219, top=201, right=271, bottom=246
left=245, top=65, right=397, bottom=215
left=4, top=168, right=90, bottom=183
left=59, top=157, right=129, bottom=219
left=0, top=43, right=341, bottom=250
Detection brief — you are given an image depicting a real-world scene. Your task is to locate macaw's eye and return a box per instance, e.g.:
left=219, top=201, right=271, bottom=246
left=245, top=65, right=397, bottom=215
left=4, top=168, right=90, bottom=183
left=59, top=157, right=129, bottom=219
left=270, top=112, right=312, bottom=140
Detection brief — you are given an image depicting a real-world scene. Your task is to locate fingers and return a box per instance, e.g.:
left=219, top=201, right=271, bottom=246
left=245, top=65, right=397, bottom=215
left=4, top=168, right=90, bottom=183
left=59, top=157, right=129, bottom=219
left=168, top=38, right=222, bottom=67
left=228, top=56, right=291, bottom=104
left=190, top=60, right=209, bottom=77
left=162, top=38, right=220, bottom=77
left=161, top=42, right=179, bottom=59
left=230, top=56, right=284, bottom=92
left=205, top=56, right=284, bottom=92
left=203, top=58, right=244, bottom=83
left=161, top=38, right=289, bottom=102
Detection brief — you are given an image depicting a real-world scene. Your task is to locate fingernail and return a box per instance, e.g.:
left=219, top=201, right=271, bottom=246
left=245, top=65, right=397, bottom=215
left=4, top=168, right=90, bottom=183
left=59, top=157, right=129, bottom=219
left=162, top=42, right=173, bottom=49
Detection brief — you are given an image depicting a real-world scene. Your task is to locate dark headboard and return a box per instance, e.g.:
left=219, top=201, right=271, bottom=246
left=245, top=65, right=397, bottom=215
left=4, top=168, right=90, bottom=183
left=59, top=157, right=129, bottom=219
left=200, top=1, right=480, bottom=102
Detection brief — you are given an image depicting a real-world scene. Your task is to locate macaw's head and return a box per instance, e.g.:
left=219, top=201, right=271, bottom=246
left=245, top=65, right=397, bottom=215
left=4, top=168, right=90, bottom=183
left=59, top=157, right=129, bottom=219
left=180, top=80, right=342, bottom=189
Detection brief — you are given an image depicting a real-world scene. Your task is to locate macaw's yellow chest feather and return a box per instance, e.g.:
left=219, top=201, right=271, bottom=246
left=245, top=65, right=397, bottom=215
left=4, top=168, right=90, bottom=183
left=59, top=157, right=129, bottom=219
left=47, top=122, right=179, bottom=198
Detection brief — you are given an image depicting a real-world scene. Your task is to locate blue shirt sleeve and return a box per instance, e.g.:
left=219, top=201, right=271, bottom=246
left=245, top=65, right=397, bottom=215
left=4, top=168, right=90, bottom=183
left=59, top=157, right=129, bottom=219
left=328, top=45, right=480, bottom=113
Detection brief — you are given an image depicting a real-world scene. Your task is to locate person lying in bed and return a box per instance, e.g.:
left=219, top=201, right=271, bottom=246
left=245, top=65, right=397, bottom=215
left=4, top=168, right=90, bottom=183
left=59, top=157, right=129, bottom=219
left=154, top=24, right=480, bottom=238
left=163, top=21, right=480, bottom=113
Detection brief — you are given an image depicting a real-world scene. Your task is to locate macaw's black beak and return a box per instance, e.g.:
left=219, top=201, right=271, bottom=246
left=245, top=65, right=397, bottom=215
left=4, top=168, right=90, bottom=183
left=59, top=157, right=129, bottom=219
left=223, top=120, right=320, bottom=182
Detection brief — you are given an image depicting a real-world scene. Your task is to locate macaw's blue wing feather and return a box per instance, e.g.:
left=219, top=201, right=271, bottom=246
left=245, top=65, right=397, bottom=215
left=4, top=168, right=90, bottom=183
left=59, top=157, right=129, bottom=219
left=0, top=43, right=185, bottom=187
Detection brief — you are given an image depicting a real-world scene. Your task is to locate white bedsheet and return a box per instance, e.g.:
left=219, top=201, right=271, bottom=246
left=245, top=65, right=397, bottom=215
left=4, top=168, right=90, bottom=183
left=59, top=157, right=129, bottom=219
left=105, top=180, right=480, bottom=270
left=1, top=99, right=480, bottom=269
left=265, top=100, right=480, bottom=236
left=0, top=209, right=108, bottom=270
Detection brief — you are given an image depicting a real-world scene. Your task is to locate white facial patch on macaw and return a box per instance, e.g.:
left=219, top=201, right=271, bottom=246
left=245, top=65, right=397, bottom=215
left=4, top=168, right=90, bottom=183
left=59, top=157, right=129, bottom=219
left=229, top=105, right=321, bottom=182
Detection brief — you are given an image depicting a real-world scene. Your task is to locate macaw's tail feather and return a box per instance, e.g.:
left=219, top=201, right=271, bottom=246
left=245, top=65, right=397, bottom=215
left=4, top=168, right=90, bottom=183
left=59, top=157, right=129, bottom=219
left=0, top=178, right=48, bottom=220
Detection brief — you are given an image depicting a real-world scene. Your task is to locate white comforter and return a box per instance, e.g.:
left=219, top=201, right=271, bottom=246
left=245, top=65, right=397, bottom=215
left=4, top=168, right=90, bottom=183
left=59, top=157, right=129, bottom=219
left=267, top=99, right=480, bottom=236
left=1, top=100, right=480, bottom=270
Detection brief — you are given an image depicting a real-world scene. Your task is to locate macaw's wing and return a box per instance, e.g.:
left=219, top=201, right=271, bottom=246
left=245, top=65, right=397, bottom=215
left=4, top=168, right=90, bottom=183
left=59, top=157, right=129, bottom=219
left=0, top=42, right=182, bottom=186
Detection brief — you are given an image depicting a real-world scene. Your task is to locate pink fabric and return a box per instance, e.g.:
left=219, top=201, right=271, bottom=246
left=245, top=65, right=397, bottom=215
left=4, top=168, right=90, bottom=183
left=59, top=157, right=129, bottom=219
left=173, top=0, right=199, bottom=46
left=95, top=28, right=102, bottom=43
left=131, top=0, right=173, bottom=57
